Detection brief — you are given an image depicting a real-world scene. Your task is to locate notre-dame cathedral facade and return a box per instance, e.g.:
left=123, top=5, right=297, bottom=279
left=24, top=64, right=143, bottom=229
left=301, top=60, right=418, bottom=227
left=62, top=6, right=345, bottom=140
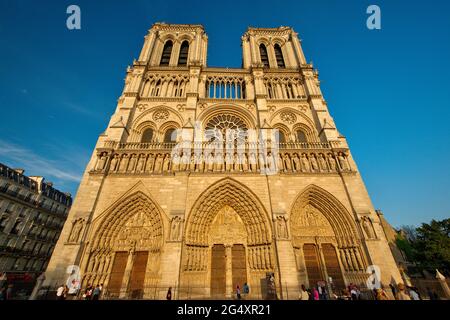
left=43, top=23, right=402, bottom=299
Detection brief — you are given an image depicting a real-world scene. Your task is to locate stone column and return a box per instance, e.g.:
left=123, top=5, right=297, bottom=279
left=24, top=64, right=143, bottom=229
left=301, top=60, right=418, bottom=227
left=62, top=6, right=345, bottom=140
left=225, top=245, right=233, bottom=298
left=119, top=251, right=135, bottom=298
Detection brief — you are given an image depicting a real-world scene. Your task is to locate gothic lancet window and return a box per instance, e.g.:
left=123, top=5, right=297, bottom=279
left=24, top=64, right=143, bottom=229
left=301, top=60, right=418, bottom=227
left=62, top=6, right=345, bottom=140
left=296, top=130, right=307, bottom=143
left=164, top=128, right=177, bottom=143
left=160, top=40, right=173, bottom=66
left=259, top=44, right=270, bottom=68
left=178, top=41, right=189, bottom=66
left=274, top=44, right=285, bottom=68
left=141, top=128, right=154, bottom=143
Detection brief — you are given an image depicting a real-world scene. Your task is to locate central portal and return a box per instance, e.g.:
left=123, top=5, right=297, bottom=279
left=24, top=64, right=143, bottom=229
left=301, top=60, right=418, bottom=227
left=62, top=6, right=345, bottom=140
left=209, top=206, right=248, bottom=297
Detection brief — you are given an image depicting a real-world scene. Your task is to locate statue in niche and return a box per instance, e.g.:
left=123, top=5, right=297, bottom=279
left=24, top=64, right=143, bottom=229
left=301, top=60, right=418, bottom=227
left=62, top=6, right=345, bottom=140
left=301, top=154, right=310, bottom=172
left=170, top=216, right=182, bottom=241
left=338, top=153, right=349, bottom=171
left=154, top=154, right=163, bottom=173
left=146, top=154, right=155, bottom=173
left=225, top=153, right=233, bottom=172
left=128, top=154, right=137, bottom=172
left=318, top=154, right=328, bottom=171
left=196, top=153, right=204, bottom=172
left=118, top=154, right=129, bottom=172
left=276, top=216, right=288, bottom=239
left=362, top=217, right=376, bottom=239
left=109, top=154, right=120, bottom=172
left=310, top=154, right=319, bottom=171
left=163, top=153, right=171, bottom=172
left=241, top=153, right=248, bottom=172
left=172, top=153, right=180, bottom=171
left=136, top=154, right=146, bottom=173
left=249, top=153, right=257, bottom=172
left=95, top=153, right=107, bottom=171
left=234, top=153, right=242, bottom=172
left=283, top=154, right=292, bottom=172
left=189, top=153, right=196, bottom=171
left=258, top=153, right=266, bottom=172
left=215, top=152, right=224, bottom=172
left=328, top=154, right=337, bottom=171
left=180, top=152, right=190, bottom=171
left=206, top=153, right=214, bottom=172
left=266, top=152, right=275, bottom=172
left=68, top=219, right=84, bottom=243
left=292, top=153, right=301, bottom=172
left=277, top=154, right=284, bottom=172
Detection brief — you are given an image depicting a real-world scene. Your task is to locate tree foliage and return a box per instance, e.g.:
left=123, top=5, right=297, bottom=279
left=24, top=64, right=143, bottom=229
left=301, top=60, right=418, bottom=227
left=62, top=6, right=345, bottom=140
left=405, top=219, right=450, bottom=275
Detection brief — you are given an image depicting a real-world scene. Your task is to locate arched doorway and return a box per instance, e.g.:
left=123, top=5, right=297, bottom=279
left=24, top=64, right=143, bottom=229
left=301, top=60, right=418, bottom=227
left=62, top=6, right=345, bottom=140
left=290, top=185, right=367, bottom=293
left=181, top=178, right=275, bottom=299
left=81, top=192, right=164, bottom=299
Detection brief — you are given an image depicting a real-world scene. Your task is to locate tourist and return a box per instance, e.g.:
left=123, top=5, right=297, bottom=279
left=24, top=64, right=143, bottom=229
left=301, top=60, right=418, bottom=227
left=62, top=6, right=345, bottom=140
left=166, top=287, right=172, bottom=300
left=83, top=284, right=93, bottom=300
left=312, top=287, right=319, bottom=300
left=236, top=285, right=241, bottom=300
left=408, top=286, right=420, bottom=300
left=243, top=283, right=250, bottom=296
left=56, top=284, right=65, bottom=300
left=0, top=287, right=5, bottom=300
left=395, top=283, right=411, bottom=300
left=92, top=285, right=101, bottom=300
left=6, top=284, right=13, bottom=300
left=299, top=284, right=309, bottom=300
left=376, top=288, right=389, bottom=300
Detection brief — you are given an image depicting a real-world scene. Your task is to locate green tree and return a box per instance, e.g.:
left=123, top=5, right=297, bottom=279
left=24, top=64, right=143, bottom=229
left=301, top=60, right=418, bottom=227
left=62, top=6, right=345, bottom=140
left=410, top=218, right=450, bottom=275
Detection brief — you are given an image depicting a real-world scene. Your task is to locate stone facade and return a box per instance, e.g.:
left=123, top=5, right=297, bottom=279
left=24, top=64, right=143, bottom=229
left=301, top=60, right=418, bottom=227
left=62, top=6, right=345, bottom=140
left=42, top=23, right=402, bottom=299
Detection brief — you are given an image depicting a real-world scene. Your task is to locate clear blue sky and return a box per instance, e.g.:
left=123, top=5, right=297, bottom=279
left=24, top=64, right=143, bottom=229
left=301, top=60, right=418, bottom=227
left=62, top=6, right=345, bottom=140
left=0, top=0, right=449, bottom=227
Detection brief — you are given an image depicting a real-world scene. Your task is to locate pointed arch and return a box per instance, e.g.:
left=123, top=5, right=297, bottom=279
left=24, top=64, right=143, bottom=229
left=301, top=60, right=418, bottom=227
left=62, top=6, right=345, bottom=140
left=178, top=40, right=189, bottom=66
left=259, top=43, right=270, bottom=68
left=274, top=44, right=285, bottom=68
left=185, top=178, right=272, bottom=246
left=290, top=185, right=359, bottom=246
left=160, top=40, right=173, bottom=66
left=91, top=191, right=165, bottom=251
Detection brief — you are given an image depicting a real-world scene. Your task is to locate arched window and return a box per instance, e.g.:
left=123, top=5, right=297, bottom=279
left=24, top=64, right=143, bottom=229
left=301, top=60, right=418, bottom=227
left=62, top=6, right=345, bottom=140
left=160, top=40, right=173, bottom=66
left=178, top=41, right=189, bottom=66
left=274, top=44, right=285, bottom=68
left=141, top=128, right=154, bottom=143
left=276, top=131, right=286, bottom=144
left=259, top=44, right=270, bottom=68
left=296, top=130, right=307, bottom=143
left=164, top=128, right=177, bottom=143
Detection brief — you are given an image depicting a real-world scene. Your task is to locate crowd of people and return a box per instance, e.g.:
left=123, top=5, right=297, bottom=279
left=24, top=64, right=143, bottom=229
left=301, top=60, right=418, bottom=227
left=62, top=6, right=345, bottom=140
left=297, top=282, right=438, bottom=300
left=55, top=283, right=103, bottom=300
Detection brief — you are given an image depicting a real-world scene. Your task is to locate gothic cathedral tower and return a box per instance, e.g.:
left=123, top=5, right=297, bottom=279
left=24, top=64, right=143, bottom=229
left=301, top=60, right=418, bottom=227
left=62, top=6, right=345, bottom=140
left=43, top=23, right=402, bottom=299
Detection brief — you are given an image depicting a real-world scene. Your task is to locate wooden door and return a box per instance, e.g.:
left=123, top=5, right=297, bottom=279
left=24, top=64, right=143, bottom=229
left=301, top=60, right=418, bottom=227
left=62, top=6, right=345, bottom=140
left=211, top=245, right=226, bottom=296
left=128, top=251, right=148, bottom=299
left=232, top=244, right=247, bottom=290
left=322, top=244, right=345, bottom=290
left=303, top=244, right=323, bottom=288
left=108, top=251, right=128, bottom=297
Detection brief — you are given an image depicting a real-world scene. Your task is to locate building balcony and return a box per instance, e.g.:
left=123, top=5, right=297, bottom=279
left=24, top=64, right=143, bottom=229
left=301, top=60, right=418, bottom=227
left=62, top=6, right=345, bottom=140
left=91, top=140, right=352, bottom=175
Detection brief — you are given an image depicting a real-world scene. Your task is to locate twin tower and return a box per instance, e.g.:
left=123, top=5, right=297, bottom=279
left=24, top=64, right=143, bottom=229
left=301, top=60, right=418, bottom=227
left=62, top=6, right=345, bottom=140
left=43, top=23, right=402, bottom=299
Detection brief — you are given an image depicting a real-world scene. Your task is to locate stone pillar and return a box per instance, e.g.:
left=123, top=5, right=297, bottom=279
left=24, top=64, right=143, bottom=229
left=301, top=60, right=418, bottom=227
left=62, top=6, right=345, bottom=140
left=119, top=251, right=135, bottom=298
left=436, top=269, right=450, bottom=299
left=225, top=245, right=233, bottom=298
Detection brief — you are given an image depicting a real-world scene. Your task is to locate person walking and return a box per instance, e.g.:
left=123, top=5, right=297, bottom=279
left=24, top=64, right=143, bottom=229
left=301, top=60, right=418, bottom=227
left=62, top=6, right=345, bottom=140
left=56, top=284, right=65, bottom=300
left=408, top=286, right=420, bottom=300
left=312, top=287, right=319, bottom=300
left=395, top=283, right=411, bottom=300
left=92, top=285, right=101, bottom=300
left=236, top=285, right=241, bottom=300
left=166, top=287, right=172, bottom=300
left=299, top=284, right=309, bottom=300
left=376, top=288, right=389, bottom=300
